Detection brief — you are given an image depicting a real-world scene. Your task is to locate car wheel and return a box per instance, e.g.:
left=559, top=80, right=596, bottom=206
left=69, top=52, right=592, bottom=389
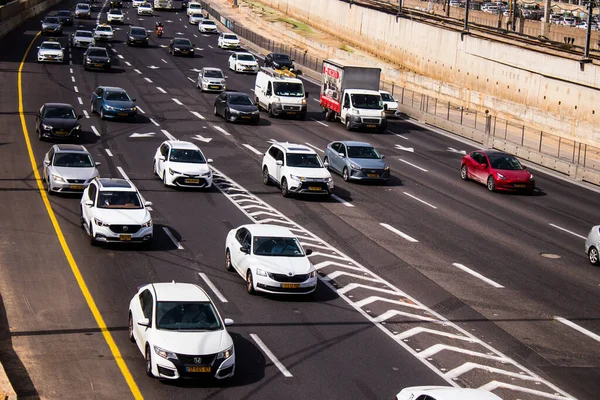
left=128, top=313, right=135, bottom=342
left=343, top=167, right=349, bottom=182
left=89, top=223, right=97, bottom=245
left=268, top=105, right=275, bottom=118
left=246, top=270, right=256, bottom=295
left=153, top=161, right=158, bottom=176
left=225, top=109, right=231, bottom=122
left=46, top=177, right=53, bottom=194
left=460, top=165, right=469, bottom=181
left=145, top=345, right=154, bottom=377
left=225, top=249, right=234, bottom=271
left=589, top=246, right=600, bottom=265
left=213, top=105, right=219, bottom=117
left=487, top=175, right=496, bottom=192
left=38, top=126, right=43, bottom=140
left=323, top=157, right=330, bottom=171
left=100, top=108, right=106, bottom=120
left=281, top=178, right=290, bottom=197
left=262, top=167, right=270, bottom=185
left=90, top=102, right=95, bottom=114
left=345, top=118, right=352, bottom=131
left=163, top=172, right=169, bottom=187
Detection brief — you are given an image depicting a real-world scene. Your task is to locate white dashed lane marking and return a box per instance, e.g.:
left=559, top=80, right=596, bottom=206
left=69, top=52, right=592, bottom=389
left=116, top=166, right=129, bottom=180
left=310, top=118, right=328, bottom=127
left=303, top=142, right=323, bottom=153
left=452, top=263, right=504, bottom=289
left=137, top=106, right=145, bottom=114
left=125, top=61, right=132, bottom=66
left=172, top=98, right=183, bottom=105
left=549, top=223, right=586, bottom=239
left=73, top=86, right=79, bottom=93
left=161, top=129, right=176, bottom=141
left=250, top=334, right=293, bottom=378
left=118, top=55, right=124, bottom=59
left=397, top=158, right=428, bottom=172
left=330, top=194, right=354, bottom=207
left=105, top=149, right=113, bottom=157
left=212, top=126, right=231, bottom=136
left=191, top=111, right=205, bottom=120
left=554, top=317, right=600, bottom=342
left=144, top=77, right=153, bottom=83
left=161, top=58, right=168, bottom=64
left=77, top=97, right=83, bottom=105
left=156, top=87, right=167, bottom=94
left=198, top=273, right=228, bottom=303
left=71, top=76, right=75, bottom=82
left=187, top=77, right=195, bottom=83
left=83, top=110, right=89, bottom=119
left=403, top=192, right=437, bottom=209
left=134, top=69, right=142, bottom=74
left=380, top=223, right=418, bottom=243
left=163, top=227, right=184, bottom=250
left=91, top=126, right=100, bottom=137
left=243, top=144, right=262, bottom=156
left=149, top=118, right=160, bottom=126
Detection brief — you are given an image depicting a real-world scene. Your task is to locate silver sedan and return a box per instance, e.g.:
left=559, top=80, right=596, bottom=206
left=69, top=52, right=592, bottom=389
left=43, top=144, right=100, bottom=194
left=585, top=225, right=600, bottom=265
left=323, top=140, right=390, bottom=182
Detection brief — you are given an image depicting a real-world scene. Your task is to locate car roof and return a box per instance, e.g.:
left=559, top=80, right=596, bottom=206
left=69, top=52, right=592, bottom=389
left=43, top=102, right=74, bottom=108
left=151, top=282, right=210, bottom=302
left=75, top=30, right=93, bottom=34
left=165, top=140, right=200, bottom=150
left=40, top=41, right=62, bottom=46
left=203, top=67, right=223, bottom=72
left=97, top=86, right=126, bottom=92
left=403, top=387, right=502, bottom=400
left=337, top=140, right=373, bottom=147
left=54, top=144, right=88, bottom=152
left=87, top=46, right=108, bottom=51
left=96, top=178, right=135, bottom=190
left=201, top=19, right=215, bottom=23
left=269, top=53, right=290, bottom=58
left=234, top=51, right=254, bottom=56
left=241, top=224, right=296, bottom=238
left=481, top=149, right=511, bottom=156
left=173, top=37, right=192, bottom=41
left=129, top=26, right=147, bottom=30
left=379, top=90, right=392, bottom=95
left=225, top=91, right=250, bottom=96
left=273, top=142, right=315, bottom=154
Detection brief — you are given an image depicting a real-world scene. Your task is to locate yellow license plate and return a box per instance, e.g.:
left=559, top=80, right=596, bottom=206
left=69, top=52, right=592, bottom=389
left=366, top=124, right=377, bottom=128
left=70, top=184, right=85, bottom=190
left=209, top=85, right=220, bottom=89
left=119, top=234, right=131, bottom=241
left=184, top=178, right=200, bottom=184
left=186, top=366, right=211, bottom=373
left=118, top=112, right=128, bottom=116
left=367, top=174, right=379, bottom=178
left=514, top=184, right=526, bottom=188
left=55, top=130, right=68, bottom=135
left=308, top=186, right=321, bottom=191
left=282, top=283, right=300, bottom=289
left=287, top=111, right=296, bottom=114
left=95, top=64, right=103, bottom=67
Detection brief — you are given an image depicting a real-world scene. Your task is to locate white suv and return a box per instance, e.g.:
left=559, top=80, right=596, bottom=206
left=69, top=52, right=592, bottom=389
left=262, top=142, right=333, bottom=197
left=80, top=178, right=153, bottom=245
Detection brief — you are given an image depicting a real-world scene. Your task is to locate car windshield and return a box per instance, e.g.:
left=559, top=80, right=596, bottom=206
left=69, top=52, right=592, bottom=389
left=131, top=28, right=146, bottom=35
left=273, top=82, right=304, bottom=97
left=58, top=11, right=70, bottom=16
left=204, top=70, right=223, bottom=78
left=202, top=20, right=216, bottom=25
left=43, top=106, right=76, bottom=118
left=53, top=153, right=94, bottom=167
left=110, top=9, right=122, bottom=14
left=189, top=4, right=201, bottom=8
left=224, top=34, right=238, bottom=40
left=45, top=17, right=60, bottom=23
left=273, top=54, right=291, bottom=61
left=76, top=31, right=93, bottom=37
left=253, top=236, right=304, bottom=257
left=97, top=26, right=111, bottom=32
left=156, top=302, right=222, bottom=331
left=105, top=91, right=130, bottom=101
left=286, top=153, right=322, bottom=168
left=380, top=93, right=394, bottom=102
left=169, top=149, right=205, bottom=163
left=350, top=94, right=383, bottom=110
left=77, top=4, right=90, bottom=9
left=97, top=191, right=142, bottom=209
left=228, top=94, right=253, bottom=105
left=347, top=146, right=381, bottom=159
left=488, top=154, right=524, bottom=170
left=238, top=54, right=255, bottom=61
left=41, top=43, right=62, bottom=50
left=140, top=3, right=151, bottom=7
left=174, top=39, right=192, bottom=45
left=87, top=49, right=107, bottom=57
left=191, top=12, right=203, bottom=17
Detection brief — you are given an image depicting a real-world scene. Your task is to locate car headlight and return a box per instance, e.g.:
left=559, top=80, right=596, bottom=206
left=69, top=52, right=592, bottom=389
left=326, top=177, right=333, bottom=183
left=384, top=165, right=390, bottom=171
left=229, top=108, right=241, bottom=114
left=302, top=98, right=307, bottom=105
left=42, top=123, right=53, bottom=130
left=380, top=110, right=386, bottom=117
left=252, top=110, right=259, bottom=114
left=51, top=173, right=65, bottom=182
left=350, top=163, right=361, bottom=170
left=93, top=217, right=109, bottom=227
left=169, top=168, right=181, bottom=175
left=290, top=174, right=305, bottom=181
left=529, top=173, right=534, bottom=180
left=309, top=270, right=317, bottom=278
left=217, top=345, right=233, bottom=359
left=74, top=125, right=81, bottom=130
left=104, top=104, right=116, bottom=110
left=202, top=171, right=212, bottom=177
left=272, top=96, right=281, bottom=103
left=85, top=57, right=92, bottom=63
left=141, top=220, right=152, bottom=228
left=153, top=346, right=178, bottom=360
left=497, top=173, right=507, bottom=180
left=256, top=268, right=267, bottom=276
left=174, top=47, right=181, bottom=51
left=131, top=106, right=136, bottom=111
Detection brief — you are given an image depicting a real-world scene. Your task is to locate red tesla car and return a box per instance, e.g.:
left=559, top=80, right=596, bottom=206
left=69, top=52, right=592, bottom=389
left=460, top=150, right=535, bottom=192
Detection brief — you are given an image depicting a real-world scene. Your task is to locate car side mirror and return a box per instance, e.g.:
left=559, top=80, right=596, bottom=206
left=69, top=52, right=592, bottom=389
left=522, top=165, right=527, bottom=169
left=37, top=46, right=40, bottom=49
left=381, top=154, right=385, bottom=159
left=95, top=161, right=101, bottom=166
left=44, top=160, right=50, bottom=166
left=158, top=156, right=165, bottom=161
left=305, top=249, right=313, bottom=255
left=223, top=318, right=234, bottom=326
left=207, top=158, right=213, bottom=163
left=323, top=161, right=329, bottom=168
left=338, top=152, right=345, bottom=158
left=276, top=160, right=283, bottom=166
left=305, top=91, right=309, bottom=98
left=131, top=98, right=137, bottom=102
left=144, top=201, right=153, bottom=207
left=240, top=245, right=250, bottom=254
left=225, top=75, right=229, bottom=79
left=84, top=200, right=93, bottom=206
left=481, top=163, right=488, bottom=168
left=77, top=115, right=83, bottom=120
left=137, top=318, right=150, bottom=327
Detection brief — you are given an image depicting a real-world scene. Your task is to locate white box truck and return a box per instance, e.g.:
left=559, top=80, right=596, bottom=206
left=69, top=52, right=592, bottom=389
left=320, top=59, right=386, bottom=132
left=254, top=67, right=308, bottom=119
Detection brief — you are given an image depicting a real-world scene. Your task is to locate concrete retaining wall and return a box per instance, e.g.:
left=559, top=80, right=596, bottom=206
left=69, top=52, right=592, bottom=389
left=255, top=0, right=600, bottom=147
left=0, top=362, right=16, bottom=400
left=0, top=0, right=62, bottom=39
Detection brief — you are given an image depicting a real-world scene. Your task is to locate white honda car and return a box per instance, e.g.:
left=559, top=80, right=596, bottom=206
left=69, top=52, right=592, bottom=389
left=153, top=140, right=213, bottom=188
left=80, top=178, right=153, bottom=245
left=225, top=224, right=318, bottom=295
left=396, top=387, right=502, bottom=400
left=128, top=282, right=235, bottom=380
left=217, top=33, right=240, bottom=49
left=228, top=52, right=259, bottom=74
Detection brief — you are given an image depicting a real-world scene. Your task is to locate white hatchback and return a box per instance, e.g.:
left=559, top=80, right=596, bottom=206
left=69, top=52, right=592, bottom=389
left=225, top=224, right=318, bottom=295
left=217, top=33, right=240, bottom=49
left=129, top=282, right=235, bottom=380
left=153, top=140, right=213, bottom=188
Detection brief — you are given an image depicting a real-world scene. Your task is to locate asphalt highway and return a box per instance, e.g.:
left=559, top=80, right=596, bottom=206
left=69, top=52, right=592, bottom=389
left=0, top=1, right=599, bottom=399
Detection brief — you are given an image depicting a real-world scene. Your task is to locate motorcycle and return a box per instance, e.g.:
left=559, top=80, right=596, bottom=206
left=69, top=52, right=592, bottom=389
left=156, top=26, right=163, bottom=37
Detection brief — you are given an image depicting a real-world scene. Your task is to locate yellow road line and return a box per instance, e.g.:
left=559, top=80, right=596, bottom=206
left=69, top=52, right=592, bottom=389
left=18, top=32, right=143, bottom=399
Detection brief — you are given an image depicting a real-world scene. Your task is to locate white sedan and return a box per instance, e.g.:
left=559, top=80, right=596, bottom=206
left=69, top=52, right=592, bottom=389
left=225, top=224, right=318, bottom=295
left=380, top=90, right=399, bottom=118
left=132, top=0, right=144, bottom=6
left=80, top=178, right=153, bottom=245
left=396, top=387, right=502, bottom=400
left=128, top=282, right=235, bottom=380
left=37, top=41, right=64, bottom=63
left=217, top=33, right=240, bottom=49
left=198, top=19, right=217, bottom=33
left=153, top=140, right=213, bottom=188
left=137, top=3, right=153, bottom=15
left=43, top=144, right=100, bottom=194
left=93, top=24, right=114, bottom=41
left=71, top=30, right=95, bottom=48
left=107, top=8, right=124, bottom=24
left=228, top=52, right=259, bottom=74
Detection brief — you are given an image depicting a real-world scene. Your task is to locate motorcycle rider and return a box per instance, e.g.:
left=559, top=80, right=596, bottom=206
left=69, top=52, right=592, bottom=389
left=155, top=21, right=164, bottom=37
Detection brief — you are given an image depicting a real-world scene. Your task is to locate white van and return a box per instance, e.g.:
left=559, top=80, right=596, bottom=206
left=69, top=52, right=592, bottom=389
left=254, top=67, right=308, bottom=119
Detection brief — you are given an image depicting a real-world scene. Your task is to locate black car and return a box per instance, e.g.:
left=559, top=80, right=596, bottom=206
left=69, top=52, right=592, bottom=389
left=126, top=26, right=149, bottom=46
left=264, top=53, right=295, bottom=70
left=169, top=37, right=195, bottom=57
left=41, top=16, right=63, bottom=35
left=83, top=47, right=111, bottom=71
left=214, top=91, right=260, bottom=124
left=36, top=103, right=82, bottom=140
left=110, top=0, right=122, bottom=8
left=55, top=10, right=74, bottom=26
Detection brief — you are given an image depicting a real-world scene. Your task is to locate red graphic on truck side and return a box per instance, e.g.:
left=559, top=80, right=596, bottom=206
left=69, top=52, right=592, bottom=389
left=320, top=63, right=343, bottom=114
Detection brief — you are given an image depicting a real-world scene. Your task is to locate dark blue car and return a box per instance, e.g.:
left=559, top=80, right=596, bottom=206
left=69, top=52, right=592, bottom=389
left=90, top=86, right=137, bottom=120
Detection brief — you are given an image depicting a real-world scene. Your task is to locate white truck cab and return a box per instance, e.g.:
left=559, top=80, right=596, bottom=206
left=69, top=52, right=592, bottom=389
left=339, top=89, right=386, bottom=132
left=254, top=67, right=308, bottom=119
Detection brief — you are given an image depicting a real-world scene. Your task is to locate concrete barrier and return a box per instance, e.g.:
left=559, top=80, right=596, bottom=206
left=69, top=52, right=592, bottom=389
left=0, top=361, right=16, bottom=400
left=0, top=0, right=63, bottom=39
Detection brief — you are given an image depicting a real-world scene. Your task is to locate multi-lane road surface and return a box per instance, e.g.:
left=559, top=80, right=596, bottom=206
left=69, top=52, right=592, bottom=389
left=0, top=1, right=599, bottom=399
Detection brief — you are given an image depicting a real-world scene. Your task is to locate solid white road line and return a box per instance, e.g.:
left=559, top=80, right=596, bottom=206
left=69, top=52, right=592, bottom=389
left=249, top=334, right=293, bottom=378
left=304, top=142, right=324, bottom=153
left=397, top=158, right=428, bottom=172
left=117, top=54, right=124, bottom=59
left=452, top=263, right=504, bottom=288
left=549, top=223, right=586, bottom=239
left=380, top=223, right=419, bottom=243
left=134, top=68, right=142, bottom=74
left=163, top=227, right=184, bottom=250
left=71, top=76, right=75, bottom=82
left=198, top=273, right=228, bottom=303
left=116, top=166, right=129, bottom=180
left=137, top=106, right=145, bottom=114
left=161, top=58, right=168, bottom=64
left=213, top=125, right=231, bottom=136
left=331, top=194, right=354, bottom=207
left=393, top=133, right=409, bottom=140
left=191, top=111, right=205, bottom=120
left=310, top=118, right=328, bottom=127
left=144, top=77, right=153, bottom=83
left=91, top=126, right=100, bottom=137
left=156, top=87, right=167, bottom=94
left=105, top=149, right=113, bottom=157
left=554, top=317, right=600, bottom=342
left=403, top=192, right=437, bottom=209
left=172, top=98, right=183, bottom=105
left=161, top=129, right=176, bottom=141
left=125, top=61, right=132, bottom=66
left=83, top=110, right=90, bottom=119
left=149, top=118, right=160, bottom=126
left=77, top=97, right=83, bottom=105
left=187, top=76, right=195, bottom=82
left=243, top=144, right=263, bottom=155
left=73, top=86, right=79, bottom=93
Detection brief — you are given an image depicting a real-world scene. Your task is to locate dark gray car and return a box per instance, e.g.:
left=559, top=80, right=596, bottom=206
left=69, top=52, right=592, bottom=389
left=323, top=141, right=390, bottom=182
left=83, top=47, right=111, bottom=71
left=214, top=91, right=259, bottom=124
left=126, top=26, right=149, bottom=46
left=41, top=16, right=63, bottom=35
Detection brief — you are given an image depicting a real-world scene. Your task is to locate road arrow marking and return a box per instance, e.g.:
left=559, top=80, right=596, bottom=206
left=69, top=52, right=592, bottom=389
left=130, top=132, right=156, bottom=138
left=447, top=147, right=467, bottom=155
left=395, top=144, right=414, bottom=152
left=147, top=65, right=160, bottom=69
